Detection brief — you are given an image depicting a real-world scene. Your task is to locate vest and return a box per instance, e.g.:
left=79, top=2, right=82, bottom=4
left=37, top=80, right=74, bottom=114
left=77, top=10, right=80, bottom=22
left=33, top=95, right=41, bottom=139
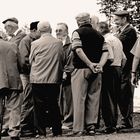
left=73, top=24, right=104, bottom=68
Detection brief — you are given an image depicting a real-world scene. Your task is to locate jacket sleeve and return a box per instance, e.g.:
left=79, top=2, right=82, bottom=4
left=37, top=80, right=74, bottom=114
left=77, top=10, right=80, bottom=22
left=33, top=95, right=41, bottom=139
left=19, top=38, right=31, bottom=74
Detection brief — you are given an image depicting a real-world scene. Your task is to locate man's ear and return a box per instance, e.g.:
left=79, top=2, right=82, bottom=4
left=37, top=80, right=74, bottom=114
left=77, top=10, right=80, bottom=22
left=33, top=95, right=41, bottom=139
left=89, top=18, right=91, bottom=24
left=32, top=29, right=36, bottom=32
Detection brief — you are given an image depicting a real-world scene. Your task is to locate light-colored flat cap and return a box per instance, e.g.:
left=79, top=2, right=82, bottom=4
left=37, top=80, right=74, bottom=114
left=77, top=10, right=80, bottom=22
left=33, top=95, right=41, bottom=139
left=37, top=21, right=51, bottom=32
left=114, top=10, right=129, bottom=16
left=75, top=12, right=90, bottom=24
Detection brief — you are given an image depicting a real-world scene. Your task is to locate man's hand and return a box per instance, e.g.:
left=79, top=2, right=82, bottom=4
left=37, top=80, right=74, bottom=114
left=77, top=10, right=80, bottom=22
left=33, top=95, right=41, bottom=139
left=131, top=73, right=139, bottom=88
left=63, top=72, right=67, bottom=80
left=95, top=64, right=103, bottom=73
left=89, top=63, right=103, bottom=73
left=89, top=63, right=98, bottom=73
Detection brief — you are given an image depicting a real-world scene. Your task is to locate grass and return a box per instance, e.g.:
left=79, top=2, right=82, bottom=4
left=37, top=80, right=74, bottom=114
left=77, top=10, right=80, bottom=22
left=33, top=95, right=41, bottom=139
left=2, top=113, right=140, bottom=140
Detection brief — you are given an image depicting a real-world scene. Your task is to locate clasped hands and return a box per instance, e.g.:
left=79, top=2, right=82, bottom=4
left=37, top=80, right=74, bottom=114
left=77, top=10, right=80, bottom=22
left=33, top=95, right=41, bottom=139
left=89, top=63, right=103, bottom=73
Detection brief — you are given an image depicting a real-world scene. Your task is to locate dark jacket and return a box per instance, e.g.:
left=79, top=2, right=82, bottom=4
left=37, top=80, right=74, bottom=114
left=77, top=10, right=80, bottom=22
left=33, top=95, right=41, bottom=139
left=18, top=33, right=36, bottom=74
left=118, top=24, right=137, bottom=70
left=9, top=30, right=26, bottom=46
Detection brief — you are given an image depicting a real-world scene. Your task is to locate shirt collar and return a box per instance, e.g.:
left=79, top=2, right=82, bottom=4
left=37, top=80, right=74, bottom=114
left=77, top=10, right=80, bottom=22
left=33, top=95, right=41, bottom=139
left=7, top=29, right=20, bottom=41
left=120, top=23, right=129, bottom=32
left=13, top=29, right=20, bottom=36
left=61, top=36, right=67, bottom=45
left=64, top=36, right=71, bottom=46
left=41, top=33, right=51, bottom=38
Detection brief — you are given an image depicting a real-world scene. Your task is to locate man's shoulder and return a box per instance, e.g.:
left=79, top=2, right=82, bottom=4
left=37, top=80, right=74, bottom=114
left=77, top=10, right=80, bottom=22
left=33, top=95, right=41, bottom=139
left=0, top=40, right=9, bottom=47
left=0, top=39, right=14, bottom=46
left=16, top=30, right=26, bottom=37
left=0, top=40, right=17, bottom=52
left=31, top=38, right=40, bottom=46
left=21, top=34, right=31, bottom=42
left=48, top=36, right=63, bottom=45
left=123, top=24, right=136, bottom=33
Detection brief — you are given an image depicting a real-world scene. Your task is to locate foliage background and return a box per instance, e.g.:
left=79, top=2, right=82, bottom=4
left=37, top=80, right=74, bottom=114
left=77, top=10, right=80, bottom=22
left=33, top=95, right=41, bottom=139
left=97, top=0, right=140, bottom=31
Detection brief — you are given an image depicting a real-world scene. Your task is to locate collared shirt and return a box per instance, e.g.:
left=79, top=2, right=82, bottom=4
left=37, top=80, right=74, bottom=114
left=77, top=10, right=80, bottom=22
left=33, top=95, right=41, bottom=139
left=7, top=29, right=20, bottom=40
left=8, top=29, right=26, bottom=46
left=104, top=33, right=126, bottom=66
left=60, top=36, right=67, bottom=46
left=13, top=29, right=20, bottom=36
left=120, top=23, right=129, bottom=33
left=114, top=23, right=129, bottom=36
left=131, top=35, right=140, bottom=58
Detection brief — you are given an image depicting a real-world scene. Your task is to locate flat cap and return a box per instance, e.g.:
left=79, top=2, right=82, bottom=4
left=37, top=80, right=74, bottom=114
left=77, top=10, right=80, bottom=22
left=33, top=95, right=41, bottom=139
left=30, top=21, right=39, bottom=30
left=2, top=17, right=18, bottom=24
left=75, top=12, right=90, bottom=24
left=114, top=10, right=129, bottom=16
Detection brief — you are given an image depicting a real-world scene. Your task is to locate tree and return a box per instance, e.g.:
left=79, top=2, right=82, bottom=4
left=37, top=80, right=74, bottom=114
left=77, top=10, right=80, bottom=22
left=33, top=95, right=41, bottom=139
left=97, top=0, right=140, bottom=31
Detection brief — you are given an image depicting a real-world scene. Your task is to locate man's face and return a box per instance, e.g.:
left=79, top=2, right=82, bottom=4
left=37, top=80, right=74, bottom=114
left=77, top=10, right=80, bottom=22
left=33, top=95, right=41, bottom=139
left=4, top=21, right=17, bottom=36
left=90, top=16, right=99, bottom=29
left=98, top=23, right=107, bottom=35
left=113, top=15, right=125, bottom=26
left=55, top=24, right=68, bottom=40
left=98, top=24, right=105, bottom=35
left=31, top=29, right=41, bottom=39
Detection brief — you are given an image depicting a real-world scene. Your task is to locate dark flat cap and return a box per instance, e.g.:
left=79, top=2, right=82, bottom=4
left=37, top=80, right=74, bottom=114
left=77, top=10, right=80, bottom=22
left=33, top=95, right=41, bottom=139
left=2, top=17, right=18, bottom=24
left=30, top=21, right=39, bottom=30
left=114, top=10, right=129, bottom=16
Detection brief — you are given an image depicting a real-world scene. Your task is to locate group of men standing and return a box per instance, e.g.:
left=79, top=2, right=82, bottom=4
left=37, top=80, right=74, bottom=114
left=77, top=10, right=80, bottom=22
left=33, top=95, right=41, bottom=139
left=0, top=9, right=138, bottom=140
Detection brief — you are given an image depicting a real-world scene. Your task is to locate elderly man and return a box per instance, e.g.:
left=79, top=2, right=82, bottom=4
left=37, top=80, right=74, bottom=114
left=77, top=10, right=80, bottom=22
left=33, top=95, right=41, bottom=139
left=113, top=10, right=137, bottom=129
left=55, top=22, right=73, bottom=130
left=98, top=21, right=127, bottom=133
left=3, top=17, right=26, bottom=45
left=0, top=31, right=22, bottom=140
left=2, top=17, right=26, bottom=139
left=71, top=12, right=108, bottom=136
left=19, top=21, right=40, bottom=137
left=29, top=21, right=63, bottom=137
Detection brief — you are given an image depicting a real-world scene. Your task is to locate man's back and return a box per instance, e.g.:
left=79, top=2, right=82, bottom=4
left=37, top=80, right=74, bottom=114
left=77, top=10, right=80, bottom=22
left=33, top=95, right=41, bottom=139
left=0, top=39, right=22, bottom=90
left=30, top=34, right=64, bottom=84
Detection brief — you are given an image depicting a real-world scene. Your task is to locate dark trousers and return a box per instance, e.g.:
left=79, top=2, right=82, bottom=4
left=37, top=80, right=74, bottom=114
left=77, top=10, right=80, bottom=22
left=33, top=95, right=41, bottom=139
left=0, top=89, right=6, bottom=137
left=20, top=83, right=35, bottom=134
left=102, top=66, right=121, bottom=128
left=32, top=84, right=62, bottom=136
left=118, top=70, right=134, bottom=127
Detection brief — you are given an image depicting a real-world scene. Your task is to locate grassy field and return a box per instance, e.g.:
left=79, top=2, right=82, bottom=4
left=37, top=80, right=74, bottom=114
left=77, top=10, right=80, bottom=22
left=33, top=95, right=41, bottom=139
left=2, top=113, right=140, bottom=140
left=2, top=132, right=140, bottom=140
